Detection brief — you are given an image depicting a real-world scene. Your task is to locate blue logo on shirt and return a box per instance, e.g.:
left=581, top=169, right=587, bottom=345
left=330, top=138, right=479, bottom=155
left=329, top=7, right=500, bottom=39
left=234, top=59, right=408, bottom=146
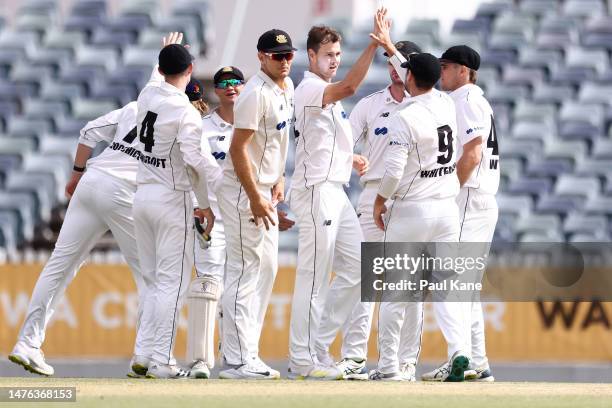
left=374, top=127, right=388, bottom=136
left=341, top=111, right=348, bottom=119
left=212, top=152, right=226, bottom=160
left=276, top=121, right=287, bottom=130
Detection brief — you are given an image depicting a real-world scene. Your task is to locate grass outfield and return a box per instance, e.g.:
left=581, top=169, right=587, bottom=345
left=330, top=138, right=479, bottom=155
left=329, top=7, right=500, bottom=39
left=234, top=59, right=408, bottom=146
left=1, top=378, right=611, bottom=408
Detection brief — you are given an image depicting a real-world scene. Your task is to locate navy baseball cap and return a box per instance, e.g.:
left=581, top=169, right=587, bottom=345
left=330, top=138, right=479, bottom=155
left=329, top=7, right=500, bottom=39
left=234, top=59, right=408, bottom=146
left=185, top=78, right=203, bottom=101
left=440, top=45, right=481, bottom=71
left=158, top=44, right=194, bottom=75
left=401, top=53, right=441, bottom=87
left=257, top=29, right=297, bottom=53
left=213, top=66, right=245, bottom=84
left=383, top=40, right=422, bottom=58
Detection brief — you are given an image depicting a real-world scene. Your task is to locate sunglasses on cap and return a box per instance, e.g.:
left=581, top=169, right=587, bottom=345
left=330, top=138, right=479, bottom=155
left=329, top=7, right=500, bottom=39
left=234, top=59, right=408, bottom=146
left=214, top=78, right=245, bottom=89
left=264, top=52, right=295, bottom=62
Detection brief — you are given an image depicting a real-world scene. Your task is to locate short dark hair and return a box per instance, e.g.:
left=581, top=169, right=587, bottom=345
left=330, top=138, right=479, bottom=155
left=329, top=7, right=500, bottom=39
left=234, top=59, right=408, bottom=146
left=412, top=74, right=436, bottom=90
left=307, top=25, right=342, bottom=53
left=469, top=68, right=478, bottom=84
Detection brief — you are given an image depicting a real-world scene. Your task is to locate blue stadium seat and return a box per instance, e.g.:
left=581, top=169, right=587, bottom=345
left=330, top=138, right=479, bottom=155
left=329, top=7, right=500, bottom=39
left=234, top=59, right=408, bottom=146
left=0, top=192, right=37, bottom=240
left=532, top=83, right=575, bottom=104
left=511, top=121, right=555, bottom=143
left=535, top=32, right=574, bottom=51
left=497, top=193, right=533, bottom=217
left=500, top=157, right=523, bottom=183
left=488, top=32, right=526, bottom=51
left=507, top=177, right=553, bottom=196
left=500, top=138, right=542, bottom=162
left=8, top=117, right=54, bottom=139
left=515, top=213, right=561, bottom=236
left=154, top=16, right=200, bottom=55
left=0, top=137, right=36, bottom=157
left=23, top=99, right=70, bottom=120
left=64, top=15, right=107, bottom=37
left=492, top=12, right=537, bottom=38
left=107, top=65, right=151, bottom=90
left=6, top=171, right=57, bottom=222
left=513, top=100, right=557, bottom=123
left=22, top=153, right=71, bottom=200
left=564, top=213, right=608, bottom=235
left=475, top=1, right=516, bottom=20
left=58, top=65, right=107, bottom=91
left=574, top=159, right=611, bottom=178
left=525, top=158, right=573, bottom=178
left=584, top=196, right=612, bottom=215
left=76, top=46, right=120, bottom=73
left=559, top=102, right=604, bottom=139
left=519, top=230, right=564, bottom=242
left=581, top=32, right=612, bottom=51
left=70, top=0, right=108, bottom=17
left=493, top=213, right=516, bottom=242
left=569, top=232, right=611, bottom=242
left=544, top=139, right=588, bottom=163
left=536, top=194, right=583, bottom=216
left=55, top=116, right=88, bottom=138
left=39, top=134, right=77, bottom=157
left=122, top=46, right=159, bottom=69
left=404, top=19, right=441, bottom=44
left=502, top=66, right=545, bottom=87
left=104, top=14, right=153, bottom=37
left=566, top=47, right=609, bottom=75
left=0, top=31, right=39, bottom=56
left=563, top=0, right=606, bottom=18
left=519, top=0, right=560, bottom=16
left=451, top=18, right=490, bottom=36
left=518, top=47, right=562, bottom=72
left=0, top=210, right=21, bottom=252
left=40, top=82, right=85, bottom=103
left=91, top=28, right=138, bottom=50
left=554, top=175, right=601, bottom=199
left=578, top=82, right=612, bottom=105
left=592, top=139, right=612, bottom=159
left=71, top=98, right=118, bottom=121
left=15, top=13, right=56, bottom=38
left=486, top=83, right=530, bottom=104
left=89, top=83, right=137, bottom=107
left=43, top=29, right=86, bottom=55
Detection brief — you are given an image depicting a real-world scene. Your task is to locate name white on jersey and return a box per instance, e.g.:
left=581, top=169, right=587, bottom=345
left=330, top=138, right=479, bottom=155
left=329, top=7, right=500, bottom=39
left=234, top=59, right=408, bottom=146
left=383, top=90, right=459, bottom=201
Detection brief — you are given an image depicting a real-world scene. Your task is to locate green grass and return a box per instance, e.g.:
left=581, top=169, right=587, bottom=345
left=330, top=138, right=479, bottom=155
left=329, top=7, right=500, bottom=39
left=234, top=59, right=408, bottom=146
left=1, top=378, right=611, bottom=408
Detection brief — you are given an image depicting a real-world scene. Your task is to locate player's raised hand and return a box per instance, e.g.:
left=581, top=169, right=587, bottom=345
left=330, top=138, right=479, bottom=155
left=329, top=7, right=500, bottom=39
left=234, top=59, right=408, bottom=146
left=373, top=196, right=388, bottom=231
left=370, top=8, right=394, bottom=53
left=251, top=195, right=277, bottom=230
left=162, top=32, right=183, bottom=47
left=352, top=154, right=369, bottom=176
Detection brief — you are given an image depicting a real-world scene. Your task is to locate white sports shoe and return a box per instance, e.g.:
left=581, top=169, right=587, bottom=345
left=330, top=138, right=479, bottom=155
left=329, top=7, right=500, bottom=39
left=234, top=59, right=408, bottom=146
left=145, top=362, right=190, bottom=379
left=8, top=343, right=54, bottom=377
left=188, top=360, right=211, bottom=379
left=336, top=358, right=368, bottom=380
left=368, top=369, right=404, bottom=381
left=465, top=366, right=495, bottom=382
left=128, top=355, right=150, bottom=378
left=287, top=364, right=343, bottom=380
left=219, top=362, right=280, bottom=380
left=421, top=362, right=448, bottom=382
left=399, top=362, right=416, bottom=382
left=250, top=356, right=280, bottom=379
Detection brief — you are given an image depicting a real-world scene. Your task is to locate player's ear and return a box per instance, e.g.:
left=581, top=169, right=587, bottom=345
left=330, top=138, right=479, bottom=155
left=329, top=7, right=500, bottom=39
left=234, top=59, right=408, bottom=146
left=187, top=63, right=194, bottom=75
left=257, top=51, right=265, bottom=64
left=307, top=48, right=316, bottom=63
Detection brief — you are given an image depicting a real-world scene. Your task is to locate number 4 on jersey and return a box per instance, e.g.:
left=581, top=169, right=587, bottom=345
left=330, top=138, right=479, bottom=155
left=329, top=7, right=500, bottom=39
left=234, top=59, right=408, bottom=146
left=487, top=115, right=499, bottom=170
left=139, top=111, right=158, bottom=153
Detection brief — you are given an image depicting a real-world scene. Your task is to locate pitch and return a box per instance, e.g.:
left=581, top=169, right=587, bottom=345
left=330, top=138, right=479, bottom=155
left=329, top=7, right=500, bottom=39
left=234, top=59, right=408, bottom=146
left=1, top=378, right=611, bottom=408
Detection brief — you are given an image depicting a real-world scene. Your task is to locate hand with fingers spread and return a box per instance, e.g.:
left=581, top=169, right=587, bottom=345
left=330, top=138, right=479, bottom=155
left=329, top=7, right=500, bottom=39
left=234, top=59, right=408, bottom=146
left=251, top=195, right=277, bottom=230
left=370, top=8, right=395, bottom=55
left=352, top=154, right=369, bottom=176
left=162, top=31, right=191, bottom=50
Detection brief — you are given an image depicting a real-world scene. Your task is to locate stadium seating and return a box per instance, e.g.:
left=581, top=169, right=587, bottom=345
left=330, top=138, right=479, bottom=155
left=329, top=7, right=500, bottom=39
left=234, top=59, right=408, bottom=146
left=0, top=0, right=611, bottom=253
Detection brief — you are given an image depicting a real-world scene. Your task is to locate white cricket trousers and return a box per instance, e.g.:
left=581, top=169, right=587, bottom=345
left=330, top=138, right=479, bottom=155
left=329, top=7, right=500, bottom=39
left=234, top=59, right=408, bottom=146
left=457, top=187, right=498, bottom=368
left=17, top=168, right=143, bottom=349
left=218, top=180, right=278, bottom=366
left=341, top=182, right=422, bottom=365
left=133, top=184, right=194, bottom=366
left=377, top=197, right=471, bottom=374
left=288, top=182, right=362, bottom=369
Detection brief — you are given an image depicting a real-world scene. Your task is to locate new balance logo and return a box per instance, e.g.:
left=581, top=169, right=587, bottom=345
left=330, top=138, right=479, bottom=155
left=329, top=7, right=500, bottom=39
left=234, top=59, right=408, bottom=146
left=341, top=111, right=348, bottom=119
left=276, top=121, right=287, bottom=130
left=324, top=220, right=332, bottom=226
left=381, top=112, right=390, bottom=117
left=212, top=151, right=226, bottom=160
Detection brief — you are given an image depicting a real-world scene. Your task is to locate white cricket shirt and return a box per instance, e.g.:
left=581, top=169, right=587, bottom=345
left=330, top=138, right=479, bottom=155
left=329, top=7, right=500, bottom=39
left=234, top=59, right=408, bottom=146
left=79, top=101, right=139, bottom=186
left=350, top=86, right=409, bottom=184
left=224, top=70, right=294, bottom=187
left=450, top=84, right=500, bottom=195
left=292, top=71, right=353, bottom=188
left=136, top=76, right=210, bottom=208
left=379, top=89, right=460, bottom=201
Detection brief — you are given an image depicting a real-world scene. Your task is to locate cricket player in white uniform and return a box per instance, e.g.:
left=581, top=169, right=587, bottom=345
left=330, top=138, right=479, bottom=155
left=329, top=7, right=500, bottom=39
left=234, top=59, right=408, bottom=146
left=340, top=40, right=423, bottom=381
left=287, top=10, right=390, bottom=380
left=185, top=67, right=245, bottom=379
left=420, top=45, right=498, bottom=382
left=131, top=40, right=215, bottom=379
left=218, top=29, right=294, bottom=380
left=8, top=102, right=144, bottom=377
left=8, top=33, right=186, bottom=378
left=371, top=53, right=471, bottom=382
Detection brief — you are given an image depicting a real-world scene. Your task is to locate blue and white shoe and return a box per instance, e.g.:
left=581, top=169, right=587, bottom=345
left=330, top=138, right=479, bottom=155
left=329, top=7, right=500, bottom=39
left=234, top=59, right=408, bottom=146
left=399, top=362, right=416, bottom=382
left=336, top=358, right=368, bottom=380
left=465, top=366, right=495, bottom=382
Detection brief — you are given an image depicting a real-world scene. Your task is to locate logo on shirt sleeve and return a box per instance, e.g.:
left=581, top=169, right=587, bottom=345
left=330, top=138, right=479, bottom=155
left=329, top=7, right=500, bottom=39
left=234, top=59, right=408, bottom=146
left=212, top=152, right=227, bottom=160
left=466, top=126, right=484, bottom=135
left=276, top=121, right=287, bottom=130
left=374, top=127, right=388, bottom=136
left=341, top=111, right=348, bottom=119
